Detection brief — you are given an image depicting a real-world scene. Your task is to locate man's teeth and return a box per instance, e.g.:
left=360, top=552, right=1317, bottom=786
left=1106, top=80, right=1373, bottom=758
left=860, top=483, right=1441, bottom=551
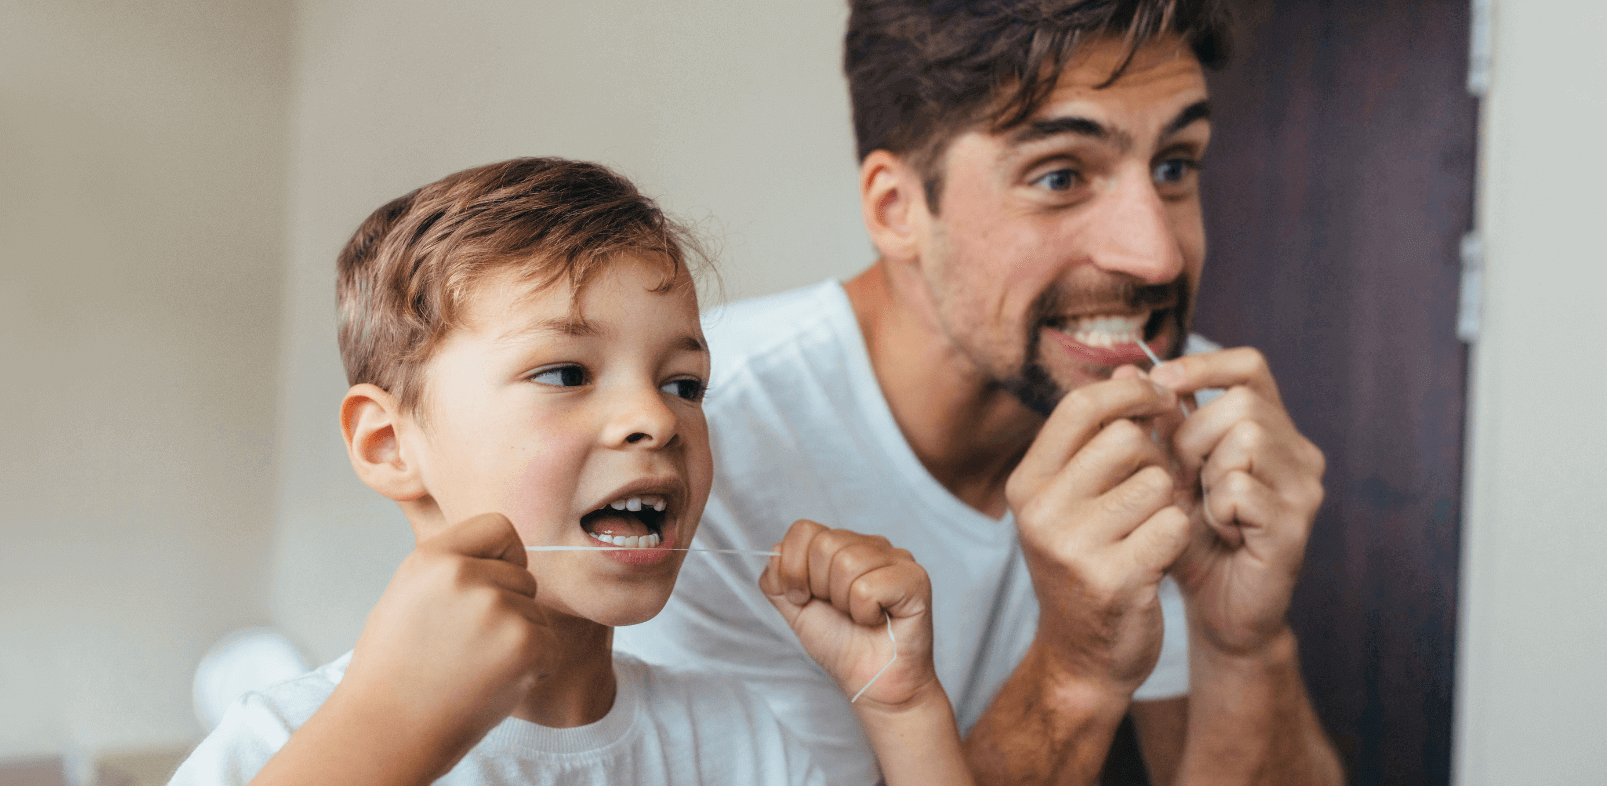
left=1066, top=313, right=1148, bottom=348
left=590, top=531, right=662, bottom=549
left=606, top=495, right=667, bottom=513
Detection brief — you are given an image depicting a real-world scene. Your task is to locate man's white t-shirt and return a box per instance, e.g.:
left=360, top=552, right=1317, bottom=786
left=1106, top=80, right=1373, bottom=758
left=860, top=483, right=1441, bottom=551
left=615, top=280, right=1190, bottom=785
left=169, top=651, right=823, bottom=786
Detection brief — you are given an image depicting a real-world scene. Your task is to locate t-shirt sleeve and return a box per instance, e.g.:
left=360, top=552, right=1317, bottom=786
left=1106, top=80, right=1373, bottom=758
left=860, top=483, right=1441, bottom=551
left=167, top=693, right=293, bottom=786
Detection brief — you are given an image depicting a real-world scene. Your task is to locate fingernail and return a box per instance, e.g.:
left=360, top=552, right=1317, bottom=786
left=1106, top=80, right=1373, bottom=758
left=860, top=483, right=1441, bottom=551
left=787, top=589, right=809, bottom=605
left=1150, top=363, right=1181, bottom=386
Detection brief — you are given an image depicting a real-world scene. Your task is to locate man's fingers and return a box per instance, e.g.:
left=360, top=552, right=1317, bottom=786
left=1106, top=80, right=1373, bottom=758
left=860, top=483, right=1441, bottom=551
left=1124, top=505, right=1192, bottom=574
left=1022, top=447, right=1176, bottom=546
left=1010, top=376, right=1178, bottom=504
left=1150, top=347, right=1283, bottom=407
left=429, top=512, right=528, bottom=567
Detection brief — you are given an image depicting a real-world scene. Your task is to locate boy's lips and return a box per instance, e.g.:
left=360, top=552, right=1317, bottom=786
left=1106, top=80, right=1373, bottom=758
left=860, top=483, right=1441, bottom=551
left=576, top=477, right=684, bottom=565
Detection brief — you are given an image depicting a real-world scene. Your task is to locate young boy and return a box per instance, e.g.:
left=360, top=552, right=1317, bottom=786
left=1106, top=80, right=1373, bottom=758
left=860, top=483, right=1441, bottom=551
left=170, top=158, right=972, bottom=785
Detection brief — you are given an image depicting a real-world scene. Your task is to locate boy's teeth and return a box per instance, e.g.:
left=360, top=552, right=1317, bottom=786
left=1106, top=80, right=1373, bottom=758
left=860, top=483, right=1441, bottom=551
left=603, top=494, right=667, bottom=512
left=590, top=531, right=661, bottom=549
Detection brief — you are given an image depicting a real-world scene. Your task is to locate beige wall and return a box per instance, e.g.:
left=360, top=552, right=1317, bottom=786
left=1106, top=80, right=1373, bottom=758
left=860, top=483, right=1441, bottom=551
left=0, top=0, right=293, bottom=759
left=8, top=0, right=1605, bottom=777
left=1454, top=1, right=1607, bottom=783
left=268, top=0, right=866, bottom=663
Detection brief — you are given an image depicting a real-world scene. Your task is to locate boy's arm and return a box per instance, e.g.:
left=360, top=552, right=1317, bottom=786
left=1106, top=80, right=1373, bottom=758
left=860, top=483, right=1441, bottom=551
left=759, top=519, right=975, bottom=786
left=248, top=513, right=550, bottom=786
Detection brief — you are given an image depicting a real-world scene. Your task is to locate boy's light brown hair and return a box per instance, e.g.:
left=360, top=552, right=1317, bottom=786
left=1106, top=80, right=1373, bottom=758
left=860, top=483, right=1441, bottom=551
left=337, top=157, right=702, bottom=413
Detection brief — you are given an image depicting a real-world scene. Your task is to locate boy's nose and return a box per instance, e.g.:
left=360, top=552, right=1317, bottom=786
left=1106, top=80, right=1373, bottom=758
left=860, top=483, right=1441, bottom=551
left=603, top=386, right=679, bottom=449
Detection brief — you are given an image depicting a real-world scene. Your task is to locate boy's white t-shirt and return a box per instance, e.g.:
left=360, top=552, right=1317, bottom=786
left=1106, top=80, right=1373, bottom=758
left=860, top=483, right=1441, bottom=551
left=169, top=651, right=824, bottom=786
left=615, top=280, right=1192, bottom=785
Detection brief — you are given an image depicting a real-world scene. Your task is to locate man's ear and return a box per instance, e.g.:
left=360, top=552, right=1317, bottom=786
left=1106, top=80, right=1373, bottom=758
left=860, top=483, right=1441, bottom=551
left=859, top=150, right=928, bottom=264
left=341, top=383, right=426, bottom=501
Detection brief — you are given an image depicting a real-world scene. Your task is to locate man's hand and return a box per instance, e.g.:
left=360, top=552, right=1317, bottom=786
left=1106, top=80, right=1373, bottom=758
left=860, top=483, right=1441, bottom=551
left=1150, top=348, right=1324, bottom=656
left=1003, top=376, right=1194, bottom=696
left=760, top=519, right=938, bottom=710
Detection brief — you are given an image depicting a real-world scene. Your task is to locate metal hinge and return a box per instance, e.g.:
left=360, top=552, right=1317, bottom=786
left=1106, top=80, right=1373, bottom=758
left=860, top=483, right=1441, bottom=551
left=1458, top=232, right=1484, bottom=344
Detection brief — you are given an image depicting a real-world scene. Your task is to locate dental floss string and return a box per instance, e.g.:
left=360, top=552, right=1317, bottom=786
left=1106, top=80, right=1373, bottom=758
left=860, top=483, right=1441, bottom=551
left=525, top=546, right=779, bottom=556
left=1135, top=340, right=1222, bottom=529
left=524, top=545, right=898, bottom=702
left=850, top=616, right=898, bottom=704
left=1136, top=340, right=1190, bottom=417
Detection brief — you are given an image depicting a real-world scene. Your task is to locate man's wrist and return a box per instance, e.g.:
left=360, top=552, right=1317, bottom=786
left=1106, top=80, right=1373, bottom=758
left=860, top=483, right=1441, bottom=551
left=1190, top=622, right=1300, bottom=677
left=1019, top=638, right=1135, bottom=726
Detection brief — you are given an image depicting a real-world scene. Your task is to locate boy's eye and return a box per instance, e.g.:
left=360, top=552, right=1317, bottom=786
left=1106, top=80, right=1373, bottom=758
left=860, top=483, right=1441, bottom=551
left=660, top=377, right=705, bottom=402
left=530, top=365, right=588, bottom=387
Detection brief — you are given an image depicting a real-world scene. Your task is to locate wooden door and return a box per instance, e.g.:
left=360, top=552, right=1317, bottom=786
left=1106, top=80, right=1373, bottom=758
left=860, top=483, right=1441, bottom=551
left=1181, top=1, right=1476, bottom=783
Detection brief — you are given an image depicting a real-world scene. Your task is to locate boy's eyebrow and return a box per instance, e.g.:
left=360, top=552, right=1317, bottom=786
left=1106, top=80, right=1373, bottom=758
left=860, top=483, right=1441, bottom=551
left=676, top=334, right=707, bottom=353
left=496, top=317, right=599, bottom=345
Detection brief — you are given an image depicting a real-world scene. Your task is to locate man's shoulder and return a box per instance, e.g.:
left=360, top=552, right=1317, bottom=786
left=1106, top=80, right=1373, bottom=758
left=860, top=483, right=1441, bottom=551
left=700, top=280, right=850, bottom=377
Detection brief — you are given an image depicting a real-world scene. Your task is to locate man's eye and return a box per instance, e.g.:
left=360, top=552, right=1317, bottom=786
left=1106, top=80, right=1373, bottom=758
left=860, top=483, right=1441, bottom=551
left=1031, top=168, right=1080, bottom=191
left=530, top=365, right=588, bottom=387
left=1153, top=157, right=1199, bottom=184
left=660, top=378, right=705, bottom=402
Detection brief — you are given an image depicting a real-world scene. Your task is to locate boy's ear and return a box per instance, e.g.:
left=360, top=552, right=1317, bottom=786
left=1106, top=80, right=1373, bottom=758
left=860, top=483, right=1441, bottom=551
left=341, top=383, right=426, bottom=501
left=859, top=149, right=927, bottom=265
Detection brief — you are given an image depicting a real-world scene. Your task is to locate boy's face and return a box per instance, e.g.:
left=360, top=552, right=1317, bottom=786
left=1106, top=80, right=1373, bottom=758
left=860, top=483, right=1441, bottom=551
left=403, top=256, right=713, bottom=627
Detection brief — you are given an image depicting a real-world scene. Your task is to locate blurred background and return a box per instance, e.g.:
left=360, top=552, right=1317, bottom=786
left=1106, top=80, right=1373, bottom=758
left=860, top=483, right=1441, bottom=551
left=1, top=1, right=1602, bottom=784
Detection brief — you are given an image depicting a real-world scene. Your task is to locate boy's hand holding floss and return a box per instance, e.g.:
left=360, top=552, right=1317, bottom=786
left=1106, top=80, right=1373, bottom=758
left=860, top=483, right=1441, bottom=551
left=761, top=519, right=975, bottom=786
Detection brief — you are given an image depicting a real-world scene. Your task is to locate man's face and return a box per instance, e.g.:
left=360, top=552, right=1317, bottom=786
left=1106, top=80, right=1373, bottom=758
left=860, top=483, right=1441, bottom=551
left=913, top=37, right=1211, bottom=413
left=403, top=258, right=713, bottom=627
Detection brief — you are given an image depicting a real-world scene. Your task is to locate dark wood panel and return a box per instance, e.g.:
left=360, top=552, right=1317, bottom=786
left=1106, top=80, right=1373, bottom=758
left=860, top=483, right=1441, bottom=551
left=1193, top=1, right=1476, bottom=783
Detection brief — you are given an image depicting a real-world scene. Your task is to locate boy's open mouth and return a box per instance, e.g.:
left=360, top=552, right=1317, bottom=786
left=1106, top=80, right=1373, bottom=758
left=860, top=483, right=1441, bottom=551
left=580, top=494, right=669, bottom=549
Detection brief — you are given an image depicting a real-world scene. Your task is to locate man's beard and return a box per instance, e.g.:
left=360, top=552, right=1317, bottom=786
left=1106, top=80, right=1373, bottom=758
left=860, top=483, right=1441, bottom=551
left=998, top=277, right=1191, bottom=417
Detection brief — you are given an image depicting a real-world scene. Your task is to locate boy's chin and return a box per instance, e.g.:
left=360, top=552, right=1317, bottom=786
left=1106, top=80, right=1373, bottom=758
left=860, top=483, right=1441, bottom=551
left=568, top=588, right=674, bottom=629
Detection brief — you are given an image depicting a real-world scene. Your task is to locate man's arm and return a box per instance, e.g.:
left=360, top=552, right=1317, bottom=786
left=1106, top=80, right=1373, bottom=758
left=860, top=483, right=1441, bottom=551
left=1150, top=348, right=1343, bottom=785
left=1171, top=629, right=1343, bottom=784
left=963, top=376, right=1194, bottom=786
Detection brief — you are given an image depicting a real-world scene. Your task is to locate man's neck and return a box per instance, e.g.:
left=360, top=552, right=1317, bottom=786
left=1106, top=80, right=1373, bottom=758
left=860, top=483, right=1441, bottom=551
left=843, top=263, right=1044, bottom=518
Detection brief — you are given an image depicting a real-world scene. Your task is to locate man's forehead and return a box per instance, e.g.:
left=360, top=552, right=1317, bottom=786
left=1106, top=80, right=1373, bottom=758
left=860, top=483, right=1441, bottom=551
left=1011, top=38, right=1210, bottom=143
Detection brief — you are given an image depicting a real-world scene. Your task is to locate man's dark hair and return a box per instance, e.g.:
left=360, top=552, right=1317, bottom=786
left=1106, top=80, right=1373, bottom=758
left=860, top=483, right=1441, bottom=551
left=845, top=0, right=1233, bottom=212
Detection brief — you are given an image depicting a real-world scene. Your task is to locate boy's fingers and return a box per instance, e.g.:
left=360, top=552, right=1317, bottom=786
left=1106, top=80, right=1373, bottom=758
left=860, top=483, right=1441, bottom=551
left=478, top=559, right=539, bottom=599
left=826, top=542, right=902, bottom=614
left=846, top=561, right=930, bottom=627
left=807, top=528, right=891, bottom=605
left=779, top=519, right=826, bottom=606
left=433, top=512, right=528, bottom=567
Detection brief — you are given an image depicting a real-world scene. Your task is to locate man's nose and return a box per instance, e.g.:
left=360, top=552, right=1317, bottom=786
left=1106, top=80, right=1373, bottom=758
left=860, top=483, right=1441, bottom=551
left=1084, top=166, right=1186, bottom=284
left=602, top=385, right=679, bottom=449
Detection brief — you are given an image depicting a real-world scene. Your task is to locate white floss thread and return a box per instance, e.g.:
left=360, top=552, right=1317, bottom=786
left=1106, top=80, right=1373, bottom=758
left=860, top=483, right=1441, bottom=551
left=1136, top=340, right=1190, bottom=417
left=524, top=545, right=898, bottom=702
left=1134, top=340, right=1223, bottom=530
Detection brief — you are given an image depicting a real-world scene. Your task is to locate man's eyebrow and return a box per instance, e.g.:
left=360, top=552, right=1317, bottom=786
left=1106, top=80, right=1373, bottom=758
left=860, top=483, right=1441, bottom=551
left=1012, top=115, right=1125, bottom=148
left=1161, top=100, right=1211, bottom=138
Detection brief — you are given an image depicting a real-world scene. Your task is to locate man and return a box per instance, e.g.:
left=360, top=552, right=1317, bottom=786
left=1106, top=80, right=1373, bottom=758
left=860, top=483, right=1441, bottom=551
left=616, top=1, right=1344, bottom=783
